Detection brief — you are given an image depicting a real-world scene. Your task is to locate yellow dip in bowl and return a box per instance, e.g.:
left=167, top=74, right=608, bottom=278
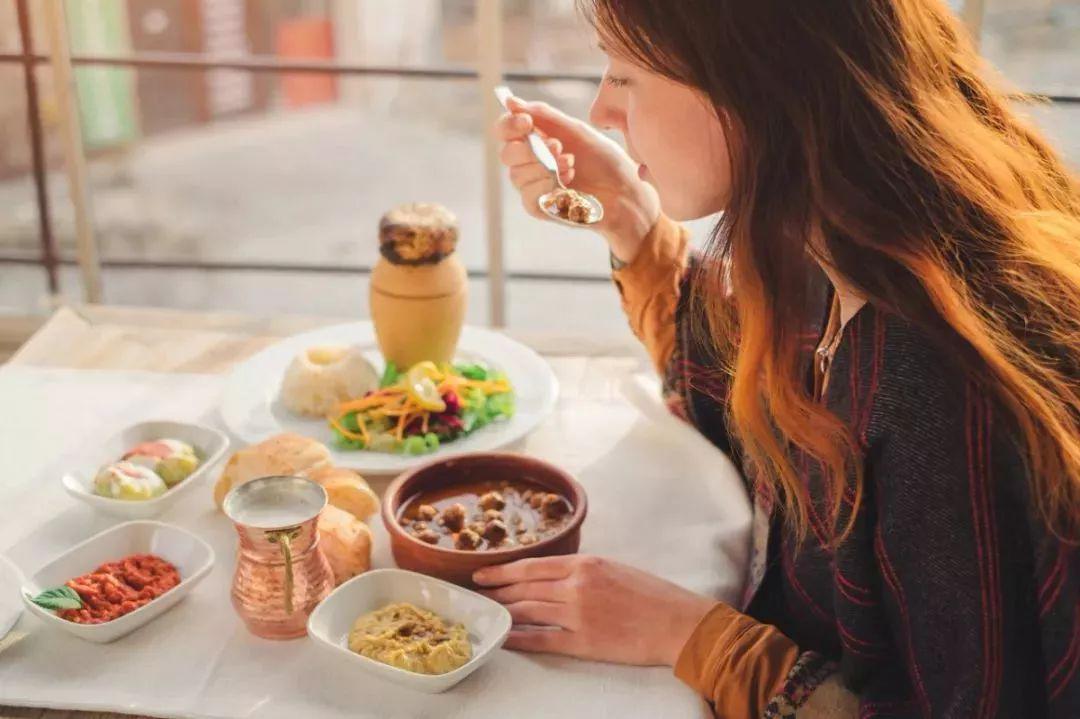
left=347, top=602, right=471, bottom=675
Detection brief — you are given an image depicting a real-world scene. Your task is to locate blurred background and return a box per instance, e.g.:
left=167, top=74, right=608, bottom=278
left=0, top=0, right=1077, bottom=343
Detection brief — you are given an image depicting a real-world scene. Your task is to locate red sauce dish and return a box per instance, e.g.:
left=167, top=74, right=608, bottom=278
left=58, top=554, right=181, bottom=625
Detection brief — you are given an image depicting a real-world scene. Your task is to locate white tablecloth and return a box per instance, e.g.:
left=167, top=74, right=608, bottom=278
left=0, top=365, right=751, bottom=719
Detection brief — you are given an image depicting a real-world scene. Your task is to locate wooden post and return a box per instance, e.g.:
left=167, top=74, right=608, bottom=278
left=43, top=0, right=103, bottom=303
left=478, top=0, right=506, bottom=328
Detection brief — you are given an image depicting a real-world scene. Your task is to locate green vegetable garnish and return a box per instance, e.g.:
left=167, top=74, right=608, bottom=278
left=402, top=435, right=429, bottom=455
left=30, top=585, right=83, bottom=611
left=379, top=362, right=401, bottom=388
left=454, top=363, right=490, bottom=381
left=331, top=360, right=514, bottom=455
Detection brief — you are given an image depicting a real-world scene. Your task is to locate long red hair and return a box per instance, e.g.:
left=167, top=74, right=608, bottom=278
left=582, top=0, right=1080, bottom=543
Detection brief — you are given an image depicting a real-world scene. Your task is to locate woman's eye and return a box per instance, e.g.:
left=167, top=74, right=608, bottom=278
left=605, top=75, right=630, bottom=88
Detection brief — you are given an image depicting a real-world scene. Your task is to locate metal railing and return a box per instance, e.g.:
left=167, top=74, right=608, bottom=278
left=1, top=0, right=1077, bottom=324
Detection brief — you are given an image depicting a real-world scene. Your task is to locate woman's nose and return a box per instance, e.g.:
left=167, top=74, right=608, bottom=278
left=588, top=88, right=624, bottom=134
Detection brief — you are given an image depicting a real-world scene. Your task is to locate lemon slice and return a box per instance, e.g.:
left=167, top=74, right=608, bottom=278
left=406, top=362, right=447, bottom=412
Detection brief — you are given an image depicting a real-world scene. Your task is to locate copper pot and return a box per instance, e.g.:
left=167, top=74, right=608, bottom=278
left=382, top=452, right=588, bottom=587
left=223, top=476, right=335, bottom=640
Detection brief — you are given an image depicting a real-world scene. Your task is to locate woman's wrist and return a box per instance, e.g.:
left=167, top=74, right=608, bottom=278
left=660, top=595, right=720, bottom=666
left=600, top=197, right=661, bottom=265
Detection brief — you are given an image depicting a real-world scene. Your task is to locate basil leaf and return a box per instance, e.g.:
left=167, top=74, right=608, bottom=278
left=30, top=585, right=83, bottom=611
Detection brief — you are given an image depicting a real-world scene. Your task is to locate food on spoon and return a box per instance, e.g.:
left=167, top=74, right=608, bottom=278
left=543, top=188, right=595, bottom=224
left=306, top=465, right=379, bottom=521
left=30, top=553, right=180, bottom=624
left=123, top=439, right=200, bottom=487
left=348, top=602, right=471, bottom=675
left=328, top=361, right=514, bottom=454
left=318, top=504, right=373, bottom=585
left=93, top=461, right=168, bottom=501
left=399, top=479, right=574, bottom=551
left=280, top=345, right=379, bottom=418
left=213, top=433, right=331, bottom=510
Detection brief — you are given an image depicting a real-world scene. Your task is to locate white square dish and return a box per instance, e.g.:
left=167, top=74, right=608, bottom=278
left=307, top=568, right=512, bottom=693
left=60, top=420, right=229, bottom=519
left=20, top=520, right=215, bottom=643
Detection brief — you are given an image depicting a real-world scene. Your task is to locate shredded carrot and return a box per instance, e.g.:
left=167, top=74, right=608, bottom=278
left=335, top=396, right=392, bottom=414
left=375, top=408, right=414, bottom=417
left=355, top=412, right=370, bottom=443
left=328, top=416, right=366, bottom=442
left=331, top=367, right=510, bottom=450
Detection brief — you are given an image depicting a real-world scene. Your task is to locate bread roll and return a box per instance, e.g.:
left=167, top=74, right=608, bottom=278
left=213, top=433, right=331, bottom=509
left=306, top=465, right=380, bottom=521
left=318, top=504, right=373, bottom=585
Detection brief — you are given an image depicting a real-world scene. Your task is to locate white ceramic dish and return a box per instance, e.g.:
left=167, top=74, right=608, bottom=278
left=0, top=555, right=23, bottom=641
left=61, top=420, right=230, bottom=519
left=20, top=520, right=214, bottom=643
left=219, top=321, right=559, bottom=474
left=307, top=568, right=512, bottom=693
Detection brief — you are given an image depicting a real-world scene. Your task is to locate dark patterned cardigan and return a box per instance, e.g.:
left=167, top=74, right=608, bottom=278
left=663, top=265, right=1080, bottom=718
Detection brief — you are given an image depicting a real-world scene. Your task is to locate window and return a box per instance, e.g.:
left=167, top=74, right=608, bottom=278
left=0, top=0, right=1076, bottom=335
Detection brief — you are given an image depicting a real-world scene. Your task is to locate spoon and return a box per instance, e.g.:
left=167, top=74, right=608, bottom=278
left=493, top=85, right=604, bottom=228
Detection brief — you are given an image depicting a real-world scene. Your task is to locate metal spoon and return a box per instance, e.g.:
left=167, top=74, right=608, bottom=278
left=493, top=85, right=604, bottom=228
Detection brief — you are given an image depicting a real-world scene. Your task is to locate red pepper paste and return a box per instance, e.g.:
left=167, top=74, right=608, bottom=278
left=58, top=553, right=181, bottom=625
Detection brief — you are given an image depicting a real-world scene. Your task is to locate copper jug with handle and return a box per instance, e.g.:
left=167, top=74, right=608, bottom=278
left=223, top=476, right=334, bottom=639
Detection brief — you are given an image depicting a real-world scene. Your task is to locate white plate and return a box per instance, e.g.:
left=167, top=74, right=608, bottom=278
left=20, top=520, right=214, bottom=643
left=219, top=322, right=559, bottom=474
left=0, top=555, right=23, bottom=641
left=61, top=420, right=230, bottom=519
left=307, top=568, right=511, bottom=693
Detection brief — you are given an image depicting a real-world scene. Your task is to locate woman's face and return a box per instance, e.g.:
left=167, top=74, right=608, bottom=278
left=589, top=45, right=732, bottom=221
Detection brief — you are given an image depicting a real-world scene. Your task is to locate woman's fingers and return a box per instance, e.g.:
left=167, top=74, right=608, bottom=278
left=494, top=111, right=533, bottom=142
left=480, top=579, right=570, bottom=605
left=507, top=97, right=587, bottom=140
left=473, top=555, right=577, bottom=586
left=505, top=600, right=573, bottom=629
left=500, top=137, right=565, bottom=168
left=509, top=159, right=573, bottom=190
left=503, top=628, right=577, bottom=655
left=509, top=165, right=549, bottom=190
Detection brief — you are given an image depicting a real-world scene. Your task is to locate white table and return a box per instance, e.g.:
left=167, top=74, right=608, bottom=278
left=0, top=306, right=750, bottom=719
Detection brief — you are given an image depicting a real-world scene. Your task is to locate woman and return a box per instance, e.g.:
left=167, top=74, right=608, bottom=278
left=476, top=1, right=1080, bottom=717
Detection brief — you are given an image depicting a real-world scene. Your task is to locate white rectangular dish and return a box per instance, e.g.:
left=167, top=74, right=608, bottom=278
left=20, top=520, right=215, bottom=643
left=60, top=419, right=229, bottom=519
left=307, top=568, right=512, bottom=693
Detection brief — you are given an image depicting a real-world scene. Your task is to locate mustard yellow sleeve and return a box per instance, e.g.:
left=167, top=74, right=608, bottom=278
left=611, top=214, right=690, bottom=376
left=674, top=603, right=801, bottom=717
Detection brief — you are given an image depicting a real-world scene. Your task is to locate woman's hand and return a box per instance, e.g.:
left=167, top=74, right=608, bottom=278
left=494, top=95, right=661, bottom=264
left=473, top=554, right=717, bottom=666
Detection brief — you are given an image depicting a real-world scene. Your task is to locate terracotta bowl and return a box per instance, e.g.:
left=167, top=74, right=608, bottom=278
left=382, top=452, right=587, bottom=586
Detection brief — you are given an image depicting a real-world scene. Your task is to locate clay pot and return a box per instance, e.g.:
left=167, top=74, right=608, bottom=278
left=370, top=254, right=467, bottom=369
left=382, top=452, right=587, bottom=587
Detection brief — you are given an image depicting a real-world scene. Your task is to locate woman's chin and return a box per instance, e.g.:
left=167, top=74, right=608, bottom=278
left=658, top=195, right=726, bottom=222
